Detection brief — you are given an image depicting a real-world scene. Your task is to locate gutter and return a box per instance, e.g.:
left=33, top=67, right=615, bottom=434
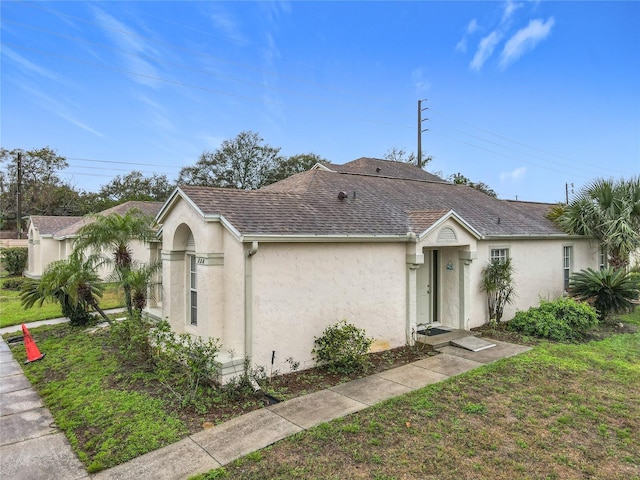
left=239, top=233, right=412, bottom=244
left=244, top=241, right=259, bottom=362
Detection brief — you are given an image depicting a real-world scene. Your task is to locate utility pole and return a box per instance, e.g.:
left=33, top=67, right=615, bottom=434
left=417, top=99, right=429, bottom=169
left=16, top=152, right=22, bottom=238
left=565, top=182, right=573, bottom=204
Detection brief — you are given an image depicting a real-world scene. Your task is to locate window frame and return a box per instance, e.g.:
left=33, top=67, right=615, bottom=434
left=599, top=246, right=608, bottom=270
left=490, top=247, right=509, bottom=264
left=189, top=254, right=197, bottom=326
left=563, top=245, right=573, bottom=292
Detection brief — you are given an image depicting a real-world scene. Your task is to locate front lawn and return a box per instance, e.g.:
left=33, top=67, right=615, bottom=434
left=5, top=322, right=432, bottom=472
left=5, top=311, right=639, bottom=477
left=0, top=279, right=123, bottom=328
left=204, top=330, right=640, bottom=480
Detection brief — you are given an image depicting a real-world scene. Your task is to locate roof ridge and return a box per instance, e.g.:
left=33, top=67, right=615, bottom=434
left=336, top=170, right=450, bottom=184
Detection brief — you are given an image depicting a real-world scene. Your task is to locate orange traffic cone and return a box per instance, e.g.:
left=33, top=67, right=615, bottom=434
left=22, top=324, right=45, bottom=364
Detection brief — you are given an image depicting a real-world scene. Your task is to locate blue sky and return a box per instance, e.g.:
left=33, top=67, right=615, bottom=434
left=1, top=1, right=638, bottom=203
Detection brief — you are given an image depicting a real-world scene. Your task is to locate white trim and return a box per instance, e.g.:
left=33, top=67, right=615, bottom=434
left=239, top=233, right=413, bottom=243
left=156, top=187, right=207, bottom=224
left=311, top=162, right=334, bottom=172
left=416, top=210, right=482, bottom=241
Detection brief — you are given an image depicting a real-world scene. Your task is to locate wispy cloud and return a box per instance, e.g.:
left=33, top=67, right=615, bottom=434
left=206, top=4, right=249, bottom=46
left=500, top=166, right=527, bottom=181
left=411, top=67, right=431, bottom=96
left=470, top=31, right=503, bottom=71
left=502, top=0, right=523, bottom=24
left=19, top=84, right=105, bottom=138
left=464, top=1, right=551, bottom=71
left=500, top=17, right=555, bottom=68
left=455, top=18, right=478, bottom=53
left=137, top=94, right=174, bottom=132
left=2, top=46, right=60, bottom=82
left=91, top=6, right=162, bottom=88
left=467, top=18, right=479, bottom=34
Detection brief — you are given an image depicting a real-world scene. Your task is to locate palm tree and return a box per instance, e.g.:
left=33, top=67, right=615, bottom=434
left=21, top=255, right=110, bottom=325
left=73, top=208, right=157, bottom=315
left=480, top=258, right=516, bottom=323
left=549, top=177, right=640, bottom=269
left=125, top=262, right=161, bottom=315
left=570, top=267, right=639, bottom=320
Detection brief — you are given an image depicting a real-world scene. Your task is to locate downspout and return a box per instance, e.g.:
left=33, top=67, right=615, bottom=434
left=244, top=241, right=259, bottom=362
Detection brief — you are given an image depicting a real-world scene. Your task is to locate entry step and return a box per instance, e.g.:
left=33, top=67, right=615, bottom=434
left=451, top=336, right=496, bottom=352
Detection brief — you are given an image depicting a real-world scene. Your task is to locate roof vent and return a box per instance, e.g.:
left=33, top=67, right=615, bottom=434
left=338, top=191, right=348, bottom=200
left=376, top=167, right=381, bottom=172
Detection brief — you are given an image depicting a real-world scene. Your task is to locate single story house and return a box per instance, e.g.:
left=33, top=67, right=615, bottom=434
left=25, top=201, right=163, bottom=280
left=152, top=158, right=602, bottom=380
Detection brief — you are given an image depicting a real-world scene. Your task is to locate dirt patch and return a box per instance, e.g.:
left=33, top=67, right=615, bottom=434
left=98, top=339, right=437, bottom=436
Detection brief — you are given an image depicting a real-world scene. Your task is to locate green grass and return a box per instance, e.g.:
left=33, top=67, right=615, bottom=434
left=8, top=324, right=188, bottom=472
left=197, top=332, right=640, bottom=480
left=0, top=279, right=123, bottom=328
left=619, top=306, right=640, bottom=326
left=6, top=311, right=639, bottom=478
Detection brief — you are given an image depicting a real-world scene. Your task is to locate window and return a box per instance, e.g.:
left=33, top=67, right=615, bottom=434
left=563, top=246, right=573, bottom=292
left=599, top=246, right=608, bottom=270
left=490, top=248, right=509, bottom=264
left=189, top=254, right=197, bottom=325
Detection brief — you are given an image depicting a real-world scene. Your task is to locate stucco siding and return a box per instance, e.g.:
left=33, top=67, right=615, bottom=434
left=471, top=238, right=599, bottom=327
left=160, top=199, right=245, bottom=357
left=221, top=229, right=245, bottom=357
left=250, top=242, right=407, bottom=372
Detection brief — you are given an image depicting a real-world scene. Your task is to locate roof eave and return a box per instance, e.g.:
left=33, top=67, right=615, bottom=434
left=156, top=187, right=207, bottom=224
left=238, top=233, right=415, bottom=244
left=483, top=233, right=589, bottom=241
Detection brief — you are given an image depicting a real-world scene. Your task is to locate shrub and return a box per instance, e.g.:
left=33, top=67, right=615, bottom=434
left=480, top=258, right=516, bottom=323
left=110, top=317, right=222, bottom=410
left=312, top=320, right=373, bottom=374
left=1, top=247, right=28, bottom=276
left=569, top=267, right=639, bottom=320
left=2, top=277, right=27, bottom=291
left=508, top=298, right=599, bottom=342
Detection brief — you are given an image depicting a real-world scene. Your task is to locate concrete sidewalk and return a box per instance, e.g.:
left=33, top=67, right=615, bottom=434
left=0, top=308, right=126, bottom=336
left=92, top=339, right=531, bottom=480
left=0, top=329, right=530, bottom=480
left=0, top=337, right=89, bottom=480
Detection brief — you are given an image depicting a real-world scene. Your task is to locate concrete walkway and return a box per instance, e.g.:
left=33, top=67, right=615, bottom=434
left=0, top=328, right=531, bottom=480
left=0, top=308, right=126, bottom=336
left=0, top=337, right=89, bottom=480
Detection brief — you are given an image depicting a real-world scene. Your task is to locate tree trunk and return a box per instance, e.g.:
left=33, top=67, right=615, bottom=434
left=91, top=301, right=112, bottom=324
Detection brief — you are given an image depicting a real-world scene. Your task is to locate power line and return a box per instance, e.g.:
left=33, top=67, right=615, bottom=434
left=66, top=156, right=182, bottom=169
left=14, top=0, right=387, bottom=102
left=429, top=106, right=632, bottom=177
left=430, top=130, right=596, bottom=181
left=5, top=3, right=634, bottom=182
left=3, top=19, right=397, bottom=115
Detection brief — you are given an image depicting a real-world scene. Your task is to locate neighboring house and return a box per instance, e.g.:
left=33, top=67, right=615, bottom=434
left=25, top=201, right=163, bottom=280
left=153, top=157, right=601, bottom=379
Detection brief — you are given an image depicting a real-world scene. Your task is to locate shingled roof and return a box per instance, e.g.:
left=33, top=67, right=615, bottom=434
left=29, top=216, right=82, bottom=236
left=319, top=157, right=446, bottom=182
left=173, top=158, right=564, bottom=239
left=30, top=201, right=163, bottom=239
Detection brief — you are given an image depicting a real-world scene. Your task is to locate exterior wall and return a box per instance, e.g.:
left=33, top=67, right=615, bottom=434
left=40, top=237, right=61, bottom=274
left=27, top=223, right=39, bottom=276
left=158, top=196, right=605, bottom=380
left=470, top=237, right=600, bottom=327
left=250, top=242, right=407, bottom=372
left=159, top=200, right=245, bottom=362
